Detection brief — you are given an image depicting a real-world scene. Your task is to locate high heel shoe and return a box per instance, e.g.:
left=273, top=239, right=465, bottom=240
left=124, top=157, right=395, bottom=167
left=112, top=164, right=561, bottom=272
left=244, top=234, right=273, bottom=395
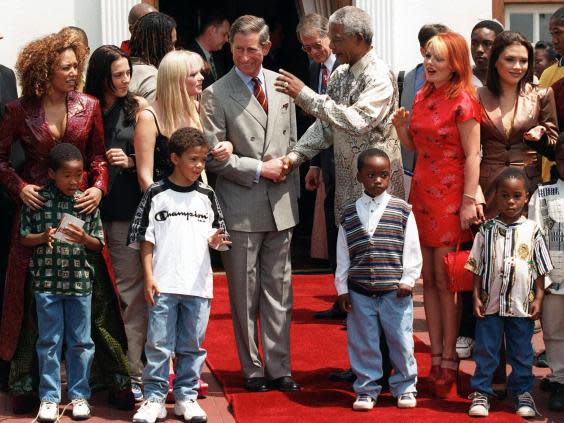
left=434, top=357, right=459, bottom=398
left=428, top=353, right=442, bottom=383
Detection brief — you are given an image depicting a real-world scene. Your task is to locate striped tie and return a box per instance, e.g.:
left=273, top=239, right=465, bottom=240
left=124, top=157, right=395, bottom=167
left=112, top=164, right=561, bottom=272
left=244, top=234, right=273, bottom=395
left=252, top=77, right=268, bottom=114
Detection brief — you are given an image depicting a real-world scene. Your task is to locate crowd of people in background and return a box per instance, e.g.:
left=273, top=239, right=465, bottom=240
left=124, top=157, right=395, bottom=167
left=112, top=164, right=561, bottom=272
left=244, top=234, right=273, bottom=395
left=0, top=3, right=563, bottom=423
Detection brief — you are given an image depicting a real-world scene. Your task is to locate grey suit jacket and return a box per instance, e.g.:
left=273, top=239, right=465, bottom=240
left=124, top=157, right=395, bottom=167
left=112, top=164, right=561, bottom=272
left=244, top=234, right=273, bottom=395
left=399, top=64, right=421, bottom=173
left=201, top=67, right=299, bottom=233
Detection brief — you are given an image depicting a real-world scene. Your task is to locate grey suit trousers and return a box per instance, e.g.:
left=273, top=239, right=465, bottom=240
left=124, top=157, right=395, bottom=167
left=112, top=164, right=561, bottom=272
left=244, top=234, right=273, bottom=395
left=221, top=228, right=293, bottom=379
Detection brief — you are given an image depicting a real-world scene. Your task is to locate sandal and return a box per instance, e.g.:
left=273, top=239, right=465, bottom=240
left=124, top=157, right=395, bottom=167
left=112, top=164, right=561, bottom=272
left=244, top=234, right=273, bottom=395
left=428, top=353, right=442, bottom=383
left=434, top=356, right=459, bottom=398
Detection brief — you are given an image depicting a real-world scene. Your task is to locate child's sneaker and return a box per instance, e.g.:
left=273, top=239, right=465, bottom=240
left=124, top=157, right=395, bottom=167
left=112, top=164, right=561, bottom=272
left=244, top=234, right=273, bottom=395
left=72, top=399, right=91, bottom=420
left=352, top=394, right=376, bottom=411
left=174, top=398, right=207, bottom=422
left=36, top=401, right=59, bottom=423
left=132, top=400, right=167, bottom=423
left=397, top=392, right=417, bottom=408
left=468, top=392, right=489, bottom=417
left=515, top=392, right=539, bottom=418
left=132, top=383, right=144, bottom=402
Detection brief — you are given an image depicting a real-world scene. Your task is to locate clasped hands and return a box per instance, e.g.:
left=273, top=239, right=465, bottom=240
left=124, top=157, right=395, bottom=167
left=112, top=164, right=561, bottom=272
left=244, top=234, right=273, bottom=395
left=261, top=156, right=295, bottom=183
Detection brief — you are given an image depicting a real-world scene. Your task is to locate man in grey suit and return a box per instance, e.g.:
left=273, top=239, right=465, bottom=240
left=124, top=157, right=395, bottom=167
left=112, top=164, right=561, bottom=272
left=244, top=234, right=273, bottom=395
left=200, top=15, right=300, bottom=393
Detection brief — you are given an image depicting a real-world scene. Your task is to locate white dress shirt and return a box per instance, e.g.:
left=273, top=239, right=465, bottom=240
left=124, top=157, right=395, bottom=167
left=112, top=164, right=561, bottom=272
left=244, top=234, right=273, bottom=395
left=334, top=191, right=422, bottom=295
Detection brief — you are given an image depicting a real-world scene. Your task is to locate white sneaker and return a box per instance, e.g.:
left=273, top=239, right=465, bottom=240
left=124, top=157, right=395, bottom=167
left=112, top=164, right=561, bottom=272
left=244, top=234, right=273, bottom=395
left=36, top=401, right=59, bottom=423
left=468, top=392, right=489, bottom=417
left=456, top=336, right=475, bottom=359
left=132, top=400, right=167, bottom=423
left=515, top=392, right=539, bottom=418
left=352, top=394, right=376, bottom=411
left=174, top=399, right=208, bottom=422
left=397, top=392, right=417, bottom=408
left=72, top=399, right=91, bottom=420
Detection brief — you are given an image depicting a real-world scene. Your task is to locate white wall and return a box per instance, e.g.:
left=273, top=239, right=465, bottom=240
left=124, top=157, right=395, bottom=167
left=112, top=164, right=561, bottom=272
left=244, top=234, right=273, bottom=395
left=356, top=0, right=492, bottom=73
left=0, top=0, right=105, bottom=81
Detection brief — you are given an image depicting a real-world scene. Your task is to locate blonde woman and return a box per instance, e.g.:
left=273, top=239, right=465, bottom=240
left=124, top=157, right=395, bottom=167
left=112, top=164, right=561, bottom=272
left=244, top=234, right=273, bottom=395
left=134, top=49, right=231, bottom=191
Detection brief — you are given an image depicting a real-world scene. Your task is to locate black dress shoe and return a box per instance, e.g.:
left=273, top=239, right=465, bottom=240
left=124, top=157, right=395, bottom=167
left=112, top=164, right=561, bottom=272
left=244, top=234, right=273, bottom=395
left=549, top=383, right=564, bottom=411
left=329, top=368, right=356, bottom=383
left=314, top=305, right=347, bottom=320
left=269, top=376, right=300, bottom=391
left=12, top=394, right=39, bottom=414
left=108, top=387, right=135, bottom=410
left=244, top=377, right=270, bottom=392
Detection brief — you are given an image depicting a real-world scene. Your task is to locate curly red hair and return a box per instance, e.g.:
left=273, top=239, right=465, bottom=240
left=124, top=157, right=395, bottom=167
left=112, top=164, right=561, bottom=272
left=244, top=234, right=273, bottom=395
left=420, top=32, right=476, bottom=100
left=16, top=31, right=88, bottom=98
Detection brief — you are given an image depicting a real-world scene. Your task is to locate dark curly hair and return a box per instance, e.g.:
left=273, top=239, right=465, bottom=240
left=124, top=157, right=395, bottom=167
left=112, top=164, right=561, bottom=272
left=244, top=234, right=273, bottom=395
left=16, top=31, right=88, bottom=98
left=84, top=45, right=139, bottom=126
left=129, top=12, right=176, bottom=68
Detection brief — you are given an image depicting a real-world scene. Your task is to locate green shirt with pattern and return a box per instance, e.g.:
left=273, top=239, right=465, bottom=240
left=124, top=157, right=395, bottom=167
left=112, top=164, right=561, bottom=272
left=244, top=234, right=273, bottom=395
left=20, top=182, right=104, bottom=296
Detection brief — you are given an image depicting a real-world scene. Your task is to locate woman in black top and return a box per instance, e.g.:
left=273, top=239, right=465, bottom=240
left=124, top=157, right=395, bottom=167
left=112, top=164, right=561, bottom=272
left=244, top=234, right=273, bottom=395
left=84, top=45, right=148, bottom=402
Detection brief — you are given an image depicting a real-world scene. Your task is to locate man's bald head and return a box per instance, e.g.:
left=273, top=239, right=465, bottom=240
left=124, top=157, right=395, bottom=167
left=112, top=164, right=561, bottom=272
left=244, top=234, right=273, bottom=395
left=128, top=3, right=158, bottom=28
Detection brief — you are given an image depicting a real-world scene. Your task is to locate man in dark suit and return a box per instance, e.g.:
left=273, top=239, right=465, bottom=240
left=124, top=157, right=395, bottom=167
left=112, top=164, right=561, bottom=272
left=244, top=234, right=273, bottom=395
left=187, top=13, right=230, bottom=89
left=296, top=14, right=342, bottom=320
left=0, top=37, right=19, bottom=390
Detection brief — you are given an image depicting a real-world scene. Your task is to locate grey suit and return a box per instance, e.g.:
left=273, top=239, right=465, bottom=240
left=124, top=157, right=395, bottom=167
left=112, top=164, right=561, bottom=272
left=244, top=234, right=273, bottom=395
left=399, top=64, right=421, bottom=174
left=201, top=67, right=299, bottom=379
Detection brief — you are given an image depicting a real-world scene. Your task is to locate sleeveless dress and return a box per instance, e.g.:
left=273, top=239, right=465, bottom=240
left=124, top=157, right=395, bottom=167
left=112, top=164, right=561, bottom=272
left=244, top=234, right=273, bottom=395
left=144, top=109, right=173, bottom=182
left=409, top=85, right=481, bottom=247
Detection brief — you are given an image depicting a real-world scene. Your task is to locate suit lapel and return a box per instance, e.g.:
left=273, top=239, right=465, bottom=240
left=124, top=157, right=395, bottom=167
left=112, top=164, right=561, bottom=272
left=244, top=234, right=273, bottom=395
left=264, top=70, right=283, bottom=154
left=227, top=69, right=267, bottom=129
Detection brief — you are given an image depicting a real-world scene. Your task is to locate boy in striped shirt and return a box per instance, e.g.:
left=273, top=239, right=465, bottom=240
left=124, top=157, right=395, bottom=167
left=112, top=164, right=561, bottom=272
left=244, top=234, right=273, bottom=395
left=335, top=148, right=422, bottom=411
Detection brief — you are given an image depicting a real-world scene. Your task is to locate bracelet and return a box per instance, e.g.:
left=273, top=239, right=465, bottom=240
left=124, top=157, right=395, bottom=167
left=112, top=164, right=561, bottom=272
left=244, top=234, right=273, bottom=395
left=463, top=193, right=476, bottom=202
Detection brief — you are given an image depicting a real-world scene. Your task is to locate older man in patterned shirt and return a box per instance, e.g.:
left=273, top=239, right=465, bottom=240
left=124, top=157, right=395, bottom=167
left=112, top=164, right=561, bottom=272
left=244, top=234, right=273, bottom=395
left=276, top=5, right=404, bottom=222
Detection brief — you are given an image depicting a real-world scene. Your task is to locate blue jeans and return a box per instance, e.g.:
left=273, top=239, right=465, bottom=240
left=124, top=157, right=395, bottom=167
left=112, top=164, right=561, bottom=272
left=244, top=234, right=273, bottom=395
left=471, top=315, right=535, bottom=397
left=143, top=293, right=210, bottom=401
left=348, top=290, right=418, bottom=398
left=35, top=292, right=94, bottom=403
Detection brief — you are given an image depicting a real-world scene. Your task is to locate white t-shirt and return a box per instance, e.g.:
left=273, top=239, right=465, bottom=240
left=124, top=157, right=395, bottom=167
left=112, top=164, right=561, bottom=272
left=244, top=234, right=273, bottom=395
left=128, top=179, right=228, bottom=298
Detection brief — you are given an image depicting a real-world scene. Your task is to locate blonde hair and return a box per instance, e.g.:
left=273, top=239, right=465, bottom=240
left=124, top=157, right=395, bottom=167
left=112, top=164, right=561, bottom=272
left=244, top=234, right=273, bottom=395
left=155, top=50, right=204, bottom=137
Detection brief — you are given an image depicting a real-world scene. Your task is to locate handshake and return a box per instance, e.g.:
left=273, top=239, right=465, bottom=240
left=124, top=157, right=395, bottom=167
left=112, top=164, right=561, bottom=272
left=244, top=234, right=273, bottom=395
left=261, top=154, right=297, bottom=183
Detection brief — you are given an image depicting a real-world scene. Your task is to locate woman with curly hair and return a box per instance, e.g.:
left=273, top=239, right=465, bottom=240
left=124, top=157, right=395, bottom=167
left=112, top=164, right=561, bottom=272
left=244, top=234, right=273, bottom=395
left=0, top=31, right=133, bottom=415
left=128, top=12, right=177, bottom=102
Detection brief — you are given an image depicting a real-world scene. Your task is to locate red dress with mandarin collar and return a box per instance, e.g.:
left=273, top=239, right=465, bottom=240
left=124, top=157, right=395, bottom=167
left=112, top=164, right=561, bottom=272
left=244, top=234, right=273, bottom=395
left=409, top=85, right=480, bottom=247
left=0, top=91, right=107, bottom=360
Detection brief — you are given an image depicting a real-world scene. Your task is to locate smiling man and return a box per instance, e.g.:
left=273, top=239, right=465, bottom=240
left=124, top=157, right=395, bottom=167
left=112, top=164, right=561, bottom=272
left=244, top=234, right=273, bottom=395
left=200, top=15, right=300, bottom=393
left=276, top=6, right=405, bottom=223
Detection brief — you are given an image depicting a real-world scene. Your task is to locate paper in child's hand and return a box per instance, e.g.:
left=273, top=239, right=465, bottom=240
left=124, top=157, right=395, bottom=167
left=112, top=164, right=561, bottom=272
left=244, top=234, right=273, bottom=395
left=52, top=213, right=85, bottom=243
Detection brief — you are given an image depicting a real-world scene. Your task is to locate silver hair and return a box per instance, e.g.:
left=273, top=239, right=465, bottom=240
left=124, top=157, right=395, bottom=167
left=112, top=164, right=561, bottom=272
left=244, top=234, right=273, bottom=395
left=296, top=13, right=329, bottom=40
left=329, top=6, right=373, bottom=45
left=229, top=15, right=270, bottom=46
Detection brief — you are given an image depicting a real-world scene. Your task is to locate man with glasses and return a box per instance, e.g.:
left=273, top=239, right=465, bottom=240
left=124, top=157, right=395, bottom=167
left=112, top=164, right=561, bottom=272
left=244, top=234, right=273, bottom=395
left=296, top=14, right=342, bottom=320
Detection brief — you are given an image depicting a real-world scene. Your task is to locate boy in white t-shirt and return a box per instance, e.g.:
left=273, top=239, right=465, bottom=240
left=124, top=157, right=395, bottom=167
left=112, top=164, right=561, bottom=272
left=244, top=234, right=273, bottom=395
left=128, top=128, right=231, bottom=423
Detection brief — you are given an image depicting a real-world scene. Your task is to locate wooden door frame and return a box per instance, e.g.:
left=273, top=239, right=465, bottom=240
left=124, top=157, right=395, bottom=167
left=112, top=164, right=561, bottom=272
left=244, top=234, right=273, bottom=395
left=492, top=0, right=561, bottom=25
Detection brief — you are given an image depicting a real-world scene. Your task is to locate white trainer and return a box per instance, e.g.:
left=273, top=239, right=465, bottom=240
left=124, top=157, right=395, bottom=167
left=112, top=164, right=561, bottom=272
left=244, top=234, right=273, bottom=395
left=132, top=400, right=167, bottom=423
left=72, top=399, right=91, bottom=420
left=352, top=394, right=376, bottom=411
left=516, top=392, right=539, bottom=418
left=36, top=401, right=59, bottom=423
left=456, top=336, right=475, bottom=359
left=397, top=392, right=417, bottom=408
left=174, top=399, right=208, bottom=422
left=468, top=392, right=489, bottom=417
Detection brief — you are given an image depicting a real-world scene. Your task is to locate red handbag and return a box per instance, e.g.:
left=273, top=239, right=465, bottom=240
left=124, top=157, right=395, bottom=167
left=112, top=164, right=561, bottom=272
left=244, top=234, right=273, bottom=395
left=444, top=240, right=474, bottom=292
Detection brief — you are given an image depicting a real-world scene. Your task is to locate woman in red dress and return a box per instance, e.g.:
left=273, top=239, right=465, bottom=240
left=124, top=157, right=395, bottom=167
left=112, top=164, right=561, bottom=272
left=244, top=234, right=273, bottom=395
left=393, top=32, right=483, bottom=397
left=0, top=31, right=132, bottom=413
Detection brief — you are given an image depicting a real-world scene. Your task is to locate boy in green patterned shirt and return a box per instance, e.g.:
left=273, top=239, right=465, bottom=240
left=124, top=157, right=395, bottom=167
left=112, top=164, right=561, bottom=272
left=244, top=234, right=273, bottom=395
left=20, top=143, right=103, bottom=422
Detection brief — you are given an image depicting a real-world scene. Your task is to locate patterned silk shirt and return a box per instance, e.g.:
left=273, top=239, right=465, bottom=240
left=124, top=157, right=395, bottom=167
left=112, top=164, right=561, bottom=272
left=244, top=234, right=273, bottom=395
left=20, top=183, right=104, bottom=296
left=465, top=217, right=553, bottom=318
left=289, top=49, right=404, bottom=224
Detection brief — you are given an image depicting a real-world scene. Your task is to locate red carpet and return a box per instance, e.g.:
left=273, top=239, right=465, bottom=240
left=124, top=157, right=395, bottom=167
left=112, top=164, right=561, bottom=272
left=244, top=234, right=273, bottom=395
left=205, top=275, right=523, bottom=422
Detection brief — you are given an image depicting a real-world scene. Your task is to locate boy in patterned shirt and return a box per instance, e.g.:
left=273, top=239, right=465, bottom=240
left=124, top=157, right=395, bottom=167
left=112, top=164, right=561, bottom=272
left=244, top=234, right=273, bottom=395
left=20, top=143, right=104, bottom=422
